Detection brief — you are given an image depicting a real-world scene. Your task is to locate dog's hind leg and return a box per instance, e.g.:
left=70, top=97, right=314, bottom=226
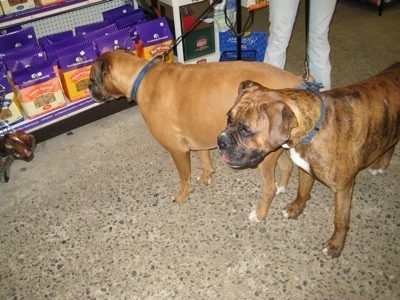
left=276, top=150, right=293, bottom=194
left=283, top=168, right=315, bottom=219
left=197, top=150, right=215, bottom=185
left=369, top=146, right=396, bottom=175
left=249, top=149, right=283, bottom=223
left=170, top=150, right=194, bottom=204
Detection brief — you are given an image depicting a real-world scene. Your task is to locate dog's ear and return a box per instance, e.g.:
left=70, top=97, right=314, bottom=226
left=264, top=101, right=298, bottom=149
left=92, top=58, right=111, bottom=89
left=238, top=80, right=263, bottom=95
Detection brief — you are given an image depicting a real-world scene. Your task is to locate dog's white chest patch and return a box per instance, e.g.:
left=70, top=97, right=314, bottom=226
left=289, top=148, right=311, bottom=173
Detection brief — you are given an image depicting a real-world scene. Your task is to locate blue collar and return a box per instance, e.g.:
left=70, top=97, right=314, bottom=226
left=130, top=58, right=159, bottom=101
left=298, top=81, right=326, bottom=144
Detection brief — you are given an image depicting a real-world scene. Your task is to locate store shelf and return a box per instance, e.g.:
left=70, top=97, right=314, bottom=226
left=157, top=0, right=205, bottom=6
left=1, top=0, right=135, bottom=143
left=14, top=98, right=135, bottom=143
left=0, top=0, right=111, bottom=29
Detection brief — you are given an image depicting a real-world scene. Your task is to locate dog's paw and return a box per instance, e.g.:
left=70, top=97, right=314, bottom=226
left=275, top=183, right=286, bottom=195
left=196, top=175, right=212, bottom=186
left=369, top=168, right=385, bottom=176
left=282, top=209, right=290, bottom=219
left=249, top=210, right=262, bottom=223
left=322, top=246, right=342, bottom=258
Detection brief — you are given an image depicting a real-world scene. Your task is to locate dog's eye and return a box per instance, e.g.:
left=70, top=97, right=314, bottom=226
left=239, top=126, right=252, bottom=137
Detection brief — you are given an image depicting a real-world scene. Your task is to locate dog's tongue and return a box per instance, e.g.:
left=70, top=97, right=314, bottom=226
left=221, top=154, right=230, bottom=163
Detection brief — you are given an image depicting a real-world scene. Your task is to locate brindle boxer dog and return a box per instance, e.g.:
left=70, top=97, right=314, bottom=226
left=218, top=62, right=400, bottom=257
left=89, top=50, right=304, bottom=204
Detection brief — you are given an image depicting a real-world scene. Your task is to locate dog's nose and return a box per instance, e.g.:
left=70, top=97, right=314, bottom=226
left=217, top=133, right=230, bottom=150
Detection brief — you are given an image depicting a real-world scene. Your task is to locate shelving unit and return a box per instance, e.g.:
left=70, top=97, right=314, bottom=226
left=0, top=0, right=111, bottom=28
left=158, top=0, right=220, bottom=64
left=0, top=0, right=135, bottom=143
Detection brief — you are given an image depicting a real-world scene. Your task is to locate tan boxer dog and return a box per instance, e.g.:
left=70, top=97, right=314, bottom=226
left=89, top=50, right=304, bottom=204
left=218, top=62, right=400, bottom=257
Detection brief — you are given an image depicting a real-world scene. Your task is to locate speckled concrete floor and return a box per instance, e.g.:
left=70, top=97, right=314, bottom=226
left=1, top=1, right=400, bottom=299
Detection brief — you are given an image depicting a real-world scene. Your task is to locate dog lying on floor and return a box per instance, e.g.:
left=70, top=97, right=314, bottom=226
left=218, top=62, right=400, bottom=257
left=89, top=50, right=304, bottom=204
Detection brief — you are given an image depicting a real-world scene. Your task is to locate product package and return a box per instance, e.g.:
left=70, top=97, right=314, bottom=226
left=135, top=17, right=174, bottom=62
left=94, top=28, right=135, bottom=55
left=112, top=9, right=147, bottom=43
left=0, top=0, right=35, bottom=15
left=0, top=25, right=22, bottom=36
left=36, top=0, right=66, bottom=7
left=219, top=31, right=267, bottom=62
left=3, top=46, right=47, bottom=73
left=83, top=23, right=119, bottom=43
left=0, top=69, right=24, bottom=126
left=0, top=27, right=37, bottom=55
left=56, top=40, right=98, bottom=102
left=114, top=8, right=147, bottom=29
left=102, top=4, right=133, bottom=23
left=43, top=35, right=85, bottom=62
left=12, top=60, right=66, bottom=119
left=75, top=21, right=110, bottom=36
left=38, top=30, right=74, bottom=48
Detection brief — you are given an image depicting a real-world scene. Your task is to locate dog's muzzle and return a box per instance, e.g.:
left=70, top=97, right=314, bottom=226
left=88, top=81, right=113, bottom=103
left=218, top=131, right=264, bottom=168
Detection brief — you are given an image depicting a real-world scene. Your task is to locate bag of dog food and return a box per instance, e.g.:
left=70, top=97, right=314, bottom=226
left=0, top=25, right=22, bottom=36
left=135, top=17, right=174, bottom=62
left=0, top=27, right=37, bottom=55
left=75, top=21, right=110, bottom=36
left=56, top=40, right=98, bottom=102
left=12, top=60, right=66, bottom=119
left=102, top=4, right=134, bottom=23
left=0, top=69, right=24, bottom=127
left=38, top=30, right=74, bottom=48
left=3, top=46, right=47, bottom=73
left=94, top=28, right=135, bottom=55
left=83, top=23, right=119, bottom=43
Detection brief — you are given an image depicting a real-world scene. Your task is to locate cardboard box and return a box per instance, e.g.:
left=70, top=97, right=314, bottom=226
left=0, top=0, right=36, bottom=15
left=183, top=21, right=215, bottom=61
left=36, top=0, right=66, bottom=7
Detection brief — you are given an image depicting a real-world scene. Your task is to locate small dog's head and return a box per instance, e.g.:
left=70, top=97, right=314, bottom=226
left=217, top=80, right=298, bottom=168
left=1, top=130, right=36, bottom=162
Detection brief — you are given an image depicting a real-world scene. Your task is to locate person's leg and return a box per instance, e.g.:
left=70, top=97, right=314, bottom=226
left=308, top=0, right=337, bottom=90
left=264, top=0, right=300, bottom=68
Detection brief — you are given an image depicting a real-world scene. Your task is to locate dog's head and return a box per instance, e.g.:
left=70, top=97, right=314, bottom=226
left=217, top=80, right=298, bottom=168
left=88, top=49, right=135, bottom=103
left=1, top=130, right=36, bottom=162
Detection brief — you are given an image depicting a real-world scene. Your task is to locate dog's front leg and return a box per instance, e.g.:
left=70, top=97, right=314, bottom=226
left=323, top=179, right=355, bottom=258
left=276, top=150, right=293, bottom=194
left=283, top=168, right=315, bottom=219
left=170, top=150, right=194, bottom=204
left=249, top=149, right=284, bottom=222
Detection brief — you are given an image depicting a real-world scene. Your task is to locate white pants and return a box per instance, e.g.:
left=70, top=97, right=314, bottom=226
left=264, top=0, right=337, bottom=90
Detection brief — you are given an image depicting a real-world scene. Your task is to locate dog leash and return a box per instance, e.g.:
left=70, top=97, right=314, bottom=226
left=160, top=0, right=223, bottom=61
left=303, top=0, right=311, bottom=82
left=299, top=81, right=326, bottom=144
